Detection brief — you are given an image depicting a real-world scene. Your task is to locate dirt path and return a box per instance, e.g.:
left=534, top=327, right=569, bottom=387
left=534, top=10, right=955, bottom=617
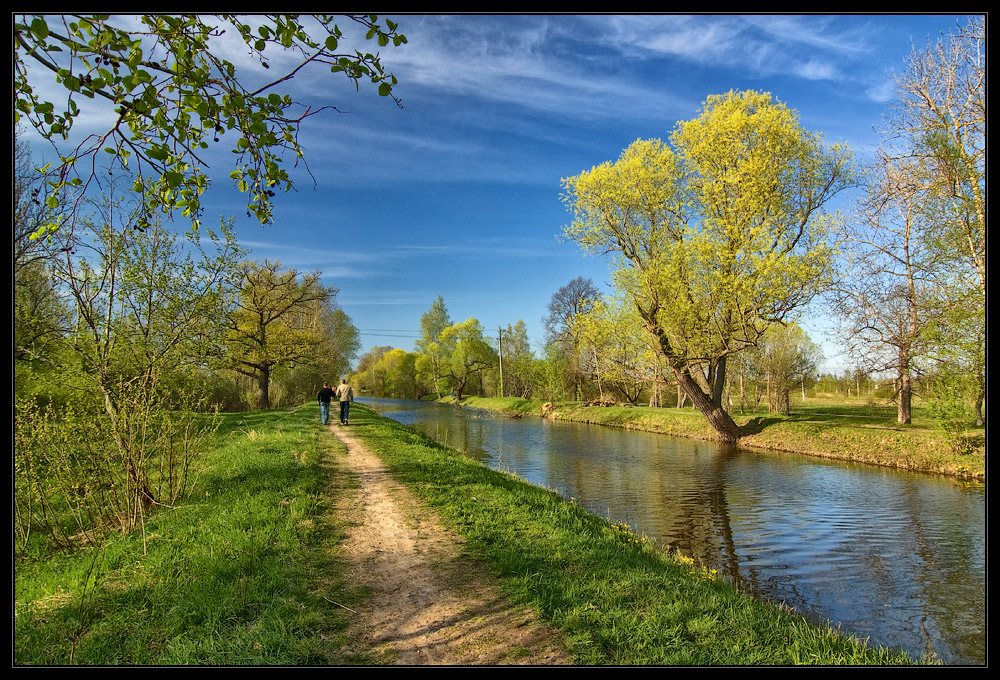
left=330, top=425, right=571, bottom=666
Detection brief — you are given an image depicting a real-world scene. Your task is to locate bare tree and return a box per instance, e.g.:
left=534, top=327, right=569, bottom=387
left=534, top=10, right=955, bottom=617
left=885, top=16, right=984, bottom=294
left=829, top=157, right=949, bottom=424
left=544, top=277, right=602, bottom=401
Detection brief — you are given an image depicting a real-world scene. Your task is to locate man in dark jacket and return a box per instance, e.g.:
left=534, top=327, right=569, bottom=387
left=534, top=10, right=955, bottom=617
left=317, top=382, right=335, bottom=425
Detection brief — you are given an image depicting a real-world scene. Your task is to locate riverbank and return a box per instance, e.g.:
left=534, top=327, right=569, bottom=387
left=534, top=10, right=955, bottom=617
left=14, top=404, right=925, bottom=664
left=344, top=405, right=920, bottom=665
left=446, top=396, right=985, bottom=481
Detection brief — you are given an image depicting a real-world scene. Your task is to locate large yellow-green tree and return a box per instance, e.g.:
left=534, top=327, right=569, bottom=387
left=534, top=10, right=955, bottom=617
left=438, top=318, right=498, bottom=401
left=563, top=90, right=853, bottom=441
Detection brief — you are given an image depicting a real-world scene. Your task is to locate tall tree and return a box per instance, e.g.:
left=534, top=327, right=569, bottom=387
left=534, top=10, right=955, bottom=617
left=354, top=345, right=393, bottom=395
left=880, top=16, right=985, bottom=426
left=756, top=323, right=822, bottom=416
left=438, top=318, right=498, bottom=401
left=563, top=91, right=853, bottom=442
left=49, top=204, right=240, bottom=515
left=225, top=260, right=334, bottom=409
left=576, top=296, right=659, bottom=405
left=15, top=14, right=406, bottom=233
left=885, top=16, right=985, bottom=295
left=830, top=157, right=950, bottom=424
left=499, top=320, right=538, bottom=399
left=415, top=296, right=453, bottom=397
left=543, top=277, right=602, bottom=400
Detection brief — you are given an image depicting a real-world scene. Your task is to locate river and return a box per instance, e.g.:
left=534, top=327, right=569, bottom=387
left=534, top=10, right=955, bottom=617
left=359, top=397, right=985, bottom=665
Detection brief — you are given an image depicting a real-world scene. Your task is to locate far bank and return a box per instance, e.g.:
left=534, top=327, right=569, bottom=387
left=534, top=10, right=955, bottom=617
left=440, top=395, right=985, bottom=481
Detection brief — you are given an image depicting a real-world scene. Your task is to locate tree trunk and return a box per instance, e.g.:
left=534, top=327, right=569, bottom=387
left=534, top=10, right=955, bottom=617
left=711, top=355, right=727, bottom=406
left=258, top=365, right=271, bottom=410
left=640, top=309, right=742, bottom=441
left=897, top=346, right=911, bottom=425
left=898, top=373, right=912, bottom=424
left=673, top=366, right=743, bottom=442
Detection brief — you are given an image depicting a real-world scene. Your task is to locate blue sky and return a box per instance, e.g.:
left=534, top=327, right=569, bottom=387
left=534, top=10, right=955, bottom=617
left=24, top=14, right=979, bottom=373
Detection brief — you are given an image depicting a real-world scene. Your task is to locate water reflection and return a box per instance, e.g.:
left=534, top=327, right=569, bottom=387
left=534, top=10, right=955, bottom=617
left=359, top=398, right=985, bottom=665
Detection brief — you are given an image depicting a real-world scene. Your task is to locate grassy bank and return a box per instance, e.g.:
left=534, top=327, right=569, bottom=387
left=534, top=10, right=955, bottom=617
left=451, top=396, right=985, bottom=480
left=345, top=405, right=919, bottom=665
left=14, top=403, right=926, bottom=665
left=14, top=406, right=373, bottom=665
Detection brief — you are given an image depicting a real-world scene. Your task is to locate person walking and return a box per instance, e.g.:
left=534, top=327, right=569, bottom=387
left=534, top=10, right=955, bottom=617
left=336, top=378, right=354, bottom=425
left=317, top=381, right=335, bottom=425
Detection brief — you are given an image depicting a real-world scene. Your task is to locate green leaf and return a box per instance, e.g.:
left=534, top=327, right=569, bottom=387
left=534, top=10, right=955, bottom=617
left=30, top=17, right=49, bottom=39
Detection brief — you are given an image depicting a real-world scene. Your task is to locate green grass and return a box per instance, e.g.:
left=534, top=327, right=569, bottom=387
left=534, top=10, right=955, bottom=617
left=14, top=406, right=373, bottom=666
left=344, top=404, right=921, bottom=665
left=454, top=395, right=985, bottom=480
left=13, top=402, right=933, bottom=665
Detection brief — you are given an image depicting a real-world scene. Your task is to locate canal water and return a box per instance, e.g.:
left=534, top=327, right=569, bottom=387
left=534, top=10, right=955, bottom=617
left=359, top=397, right=985, bottom=665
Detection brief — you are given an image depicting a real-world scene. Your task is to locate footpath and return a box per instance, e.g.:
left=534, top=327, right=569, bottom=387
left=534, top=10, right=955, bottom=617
left=330, top=424, right=571, bottom=665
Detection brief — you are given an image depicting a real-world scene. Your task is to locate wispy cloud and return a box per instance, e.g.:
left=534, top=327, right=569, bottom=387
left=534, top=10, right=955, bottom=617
left=239, top=235, right=559, bottom=279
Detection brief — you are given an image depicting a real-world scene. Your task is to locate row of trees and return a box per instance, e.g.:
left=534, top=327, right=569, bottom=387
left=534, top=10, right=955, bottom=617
left=352, top=297, right=501, bottom=401
left=14, top=149, right=360, bottom=551
left=828, top=17, right=985, bottom=426
left=352, top=287, right=823, bottom=419
left=15, top=12, right=401, bottom=556
left=15, top=171, right=359, bottom=414
left=554, top=18, right=984, bottom=439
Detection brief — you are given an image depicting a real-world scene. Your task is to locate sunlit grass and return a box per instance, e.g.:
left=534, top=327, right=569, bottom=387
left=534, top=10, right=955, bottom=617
left=345, top=404, right=921, bottom=665
left=15, top=406, right=373, bottom=666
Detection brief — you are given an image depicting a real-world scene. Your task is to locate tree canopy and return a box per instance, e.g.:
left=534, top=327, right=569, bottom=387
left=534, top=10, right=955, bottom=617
left=14, top=14, right=407, bottom=234
left=225, top=260, right=337, bottom=409
left=563, top=90, right=853, bottom=441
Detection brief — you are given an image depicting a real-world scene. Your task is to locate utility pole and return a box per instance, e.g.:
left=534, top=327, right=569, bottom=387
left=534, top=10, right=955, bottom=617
left=497, top=326, right=503, bottom=398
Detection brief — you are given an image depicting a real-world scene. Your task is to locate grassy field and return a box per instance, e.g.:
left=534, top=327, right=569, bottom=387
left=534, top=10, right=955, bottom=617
left=14, top=406, right=375, bottom=666
left=14, top=403, right=927, bottom=665
left=452, top=395, right=985, bottom=480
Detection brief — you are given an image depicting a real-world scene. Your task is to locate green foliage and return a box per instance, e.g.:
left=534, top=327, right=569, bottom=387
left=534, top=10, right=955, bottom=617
left=353, top=347, right=420, bottom=398
left=926, top=373, right=978, bottom=456
left=543, top=277, right=602, bottom=401
left=498, top=320, right=540, bottom=399
left=14, top=260, right=70, bottom=365
left=438, top=318, right=499, bottom=400
left=755, top=323, right=823, bottom=415
left=14, top=14, right=406, bottom=232
left=538, top=342, right=573, bottom=402
left=14, top=385, right=217, bottom=559
left=15, top=407, right=363, bottom=665
left=414, top=296, right=454, bottom=397
left=225, top=260, right=349, bottom=409
left=53, top=208, right=243, bottom=387
left=563, top=91, right=853, bottom=439
left=851, top=16, right=986, bottom=427
left=575, top=296, right=659, bottom=404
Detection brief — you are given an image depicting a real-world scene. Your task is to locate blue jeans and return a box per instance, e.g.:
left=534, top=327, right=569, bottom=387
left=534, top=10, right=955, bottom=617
left=340, top=400, right=350, bottom=424
left=320, top=401, right=330, bottom=425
